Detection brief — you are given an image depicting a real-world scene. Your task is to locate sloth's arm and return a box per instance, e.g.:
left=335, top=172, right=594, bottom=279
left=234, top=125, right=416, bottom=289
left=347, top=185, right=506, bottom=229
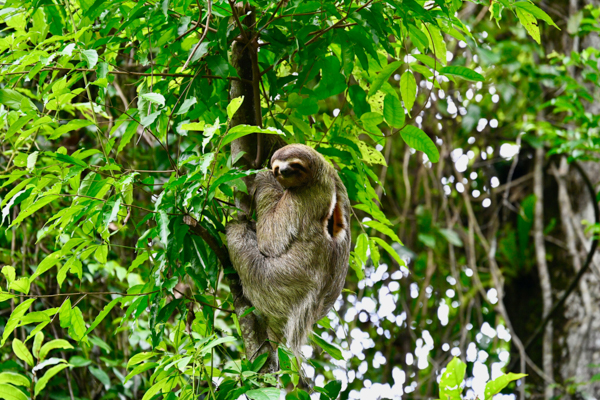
left=253, top=171, right=297, bottom=256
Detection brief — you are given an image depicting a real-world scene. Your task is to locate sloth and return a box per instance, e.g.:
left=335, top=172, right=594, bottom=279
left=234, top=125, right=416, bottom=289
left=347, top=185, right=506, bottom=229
left=227, top=144, right=351, bottom=358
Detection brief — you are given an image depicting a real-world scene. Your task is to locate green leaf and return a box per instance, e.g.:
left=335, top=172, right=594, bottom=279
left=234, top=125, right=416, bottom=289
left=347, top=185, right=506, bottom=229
left=371, top=237, right=405, bottom=267
left=33, top=332, right=44, bottom=359
left=27, top=152, right=38, bottom=171
left=354, top=233, right=369, bottom=264
left=0, top=293, right=15, bottom=302
left=175, top=97, right=197, bottom=115
left=59, top=299, right=72, bottom=329
left=142, top=379, right=165, bottom=400
left=10, top=195, right=59, bottom=227
left=227, top=96, right=244, bottom=119
left=513, top=1, right=559, bottom=29
left=0, top=383, right=29, bottom=400
left=484, top=373, right=527, bottom=400
left=31, top=252, right=61, bottom=280
left=2, top=266, right=15, bottom=284
left=0, top=89, right=36, bottom=110
left=35, top=364, right=69, bottom=396
left=69, top=356, right=92, bottom=367
left=9, top=278, right=29, bottom=294
left=89, top=366, right=111, bottom=388
left=439, top=357, right=466, bottom=400
left=200, top=336, right=237, bottom=355
left=128, top=252, right=149, bottom=272
left=363, top=220, right=403, bottom=244
left=81, top=49, right=99, bottom=68
left=125, top=362, right=158, bottom=383
left=84, top=298, right=121, bottom=338
left=158, top=210, right=170, bottom=247
left=222, top=125, right=284, bottom=146
left=439, top=228, right=464, bottom=247
left=423, top=23, right=447, bottom=65
left=6, top=115, right=33, bottom=140
left=141, top=93, right=165, bottom=107
left=117, top=120, right=139, bottom=154
left=50, top=120, right=94, bottom=140
left=400, top=71, right=417, bottom=116
left=12, top=339, right=34, bottom=367
left=39, top=339, right=74, bottom=361
left=67, top=307, right=86, bottom=341
left=2, top=299, right=35, bottom=346
left=180, top=122, right=205, bottom=131
left=0, top=372, right=29, bottom=387
left=94, top=245, right=108, bottom=264
left=311, top=333, right=343, bottom=360
left=368, top=61, right=402, bottom=97
left=515, top=8, right=540, bottom=44
left=245, top=388, right=282, bottom=400
left=127, top=352, right=156, bottom=368
left=400, top=125, right=440, bottom=163
left=383, top=94, right=405, bottom=128
left=317, top=316, right=332, bottom=330
left=439, top=66, right=485, bottom=82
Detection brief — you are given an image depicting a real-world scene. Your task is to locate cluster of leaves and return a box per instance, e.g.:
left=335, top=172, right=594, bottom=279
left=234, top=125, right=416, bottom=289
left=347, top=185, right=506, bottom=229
left=438, top=357, right=526, bottom=400
left=0, top=0, right=561, bottom=398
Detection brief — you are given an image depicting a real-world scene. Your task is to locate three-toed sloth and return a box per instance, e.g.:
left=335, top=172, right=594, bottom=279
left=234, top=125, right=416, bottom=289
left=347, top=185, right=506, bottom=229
left=227, top=144, right=351, bottom=358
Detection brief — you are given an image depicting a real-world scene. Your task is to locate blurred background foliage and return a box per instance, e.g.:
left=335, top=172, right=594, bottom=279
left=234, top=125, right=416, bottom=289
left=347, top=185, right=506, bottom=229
left=1, top=0, right=600, bottom=399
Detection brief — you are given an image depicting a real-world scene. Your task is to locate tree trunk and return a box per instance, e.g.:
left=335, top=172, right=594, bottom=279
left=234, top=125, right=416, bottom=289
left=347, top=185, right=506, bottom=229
left=227, top=3, right=278, bottom=372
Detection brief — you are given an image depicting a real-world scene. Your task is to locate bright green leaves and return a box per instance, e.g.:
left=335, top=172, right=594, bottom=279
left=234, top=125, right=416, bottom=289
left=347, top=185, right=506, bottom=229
left=38, top=339, right=73, bottom=361
left=59, top=300, right=87, bottom=342
left=423, top=24, right=447, bottom=65
left=0, top=383, right=29, bottom=400
left=222, top=125, right=284, bottom=147
left=12, top=339, right=34, bottom=367
left=401, top=125, right=440, bottom=163
left=438, top=357, right=527, bottom=400
left=313, top=57, right=347, bottom=100
left=227, top=96, right=244, bottom=119
left=157, top=210, right=170, bottom=247
left=368, top=61, right=402, bottom=97
left=383, top=94, right=405, bottom=128
left=511, top=0, right=559, bottom=45
left=440, top=66, right=485, bottom=82
left=140, top=93, right=166, bottom=107
left=515, top=7, right=541, bottom=44
left=0, top=89, right=37, bottom=110
left=400, top=71, right=417, bottom=116
left=0, top=372, right=29, bottom=387
left=439, top=357, right=466, bottom=400
left=484, top=373, right=528, bottom=400
left=311, top=333, right=343, bottom=360
left=35, top=364, right=69, bottom=396
left=2, top=299, right=35, bottom=346
left=81, top=49, right=99, bottom=68
left=245, top=388, right=282, bottom=400
left=514, top=1, right=559, bottom=32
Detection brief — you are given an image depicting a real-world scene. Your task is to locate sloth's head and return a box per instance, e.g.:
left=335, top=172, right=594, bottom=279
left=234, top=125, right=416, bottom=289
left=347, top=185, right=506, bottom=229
left=271, top=144, right=323, bottom=188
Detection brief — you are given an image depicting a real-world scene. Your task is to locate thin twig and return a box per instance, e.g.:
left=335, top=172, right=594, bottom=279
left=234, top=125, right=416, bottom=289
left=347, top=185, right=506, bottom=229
left=183, top=0, right=213, bottom=70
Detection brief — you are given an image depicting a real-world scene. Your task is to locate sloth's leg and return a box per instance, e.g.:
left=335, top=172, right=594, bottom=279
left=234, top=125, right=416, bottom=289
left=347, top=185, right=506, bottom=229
left=227, top=222, right=299, bottom=313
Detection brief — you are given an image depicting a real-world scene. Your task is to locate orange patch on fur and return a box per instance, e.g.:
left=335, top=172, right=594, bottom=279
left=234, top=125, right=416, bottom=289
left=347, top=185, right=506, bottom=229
left=327, top=200, right=346, bottom=238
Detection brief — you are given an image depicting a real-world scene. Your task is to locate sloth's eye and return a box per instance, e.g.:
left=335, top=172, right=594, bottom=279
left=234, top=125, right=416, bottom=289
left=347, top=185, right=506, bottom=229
left=290, top=162, right=306, bottom=172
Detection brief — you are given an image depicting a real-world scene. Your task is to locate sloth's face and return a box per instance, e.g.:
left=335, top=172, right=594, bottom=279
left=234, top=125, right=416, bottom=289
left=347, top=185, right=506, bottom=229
left=271, top=157, right=311, bottom=188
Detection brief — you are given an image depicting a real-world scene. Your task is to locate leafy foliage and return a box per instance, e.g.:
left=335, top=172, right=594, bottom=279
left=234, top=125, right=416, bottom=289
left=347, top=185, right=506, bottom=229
left=0, top=0, right=567, bottom=398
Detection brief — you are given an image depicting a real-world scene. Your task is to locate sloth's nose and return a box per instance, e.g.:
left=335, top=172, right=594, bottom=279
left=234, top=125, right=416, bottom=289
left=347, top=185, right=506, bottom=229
left=279, top=165, right=294, bottom=178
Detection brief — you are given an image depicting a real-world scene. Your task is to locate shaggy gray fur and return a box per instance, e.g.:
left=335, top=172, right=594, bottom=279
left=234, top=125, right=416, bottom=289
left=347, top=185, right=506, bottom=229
left=227, top=144, right=351, bottom=358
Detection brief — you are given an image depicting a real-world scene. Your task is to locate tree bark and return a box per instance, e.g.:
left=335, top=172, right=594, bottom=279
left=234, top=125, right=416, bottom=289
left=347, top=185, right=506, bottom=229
left=533, top=147, right=554, bottom=400
left=227, top=3, right=278, bottom=372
